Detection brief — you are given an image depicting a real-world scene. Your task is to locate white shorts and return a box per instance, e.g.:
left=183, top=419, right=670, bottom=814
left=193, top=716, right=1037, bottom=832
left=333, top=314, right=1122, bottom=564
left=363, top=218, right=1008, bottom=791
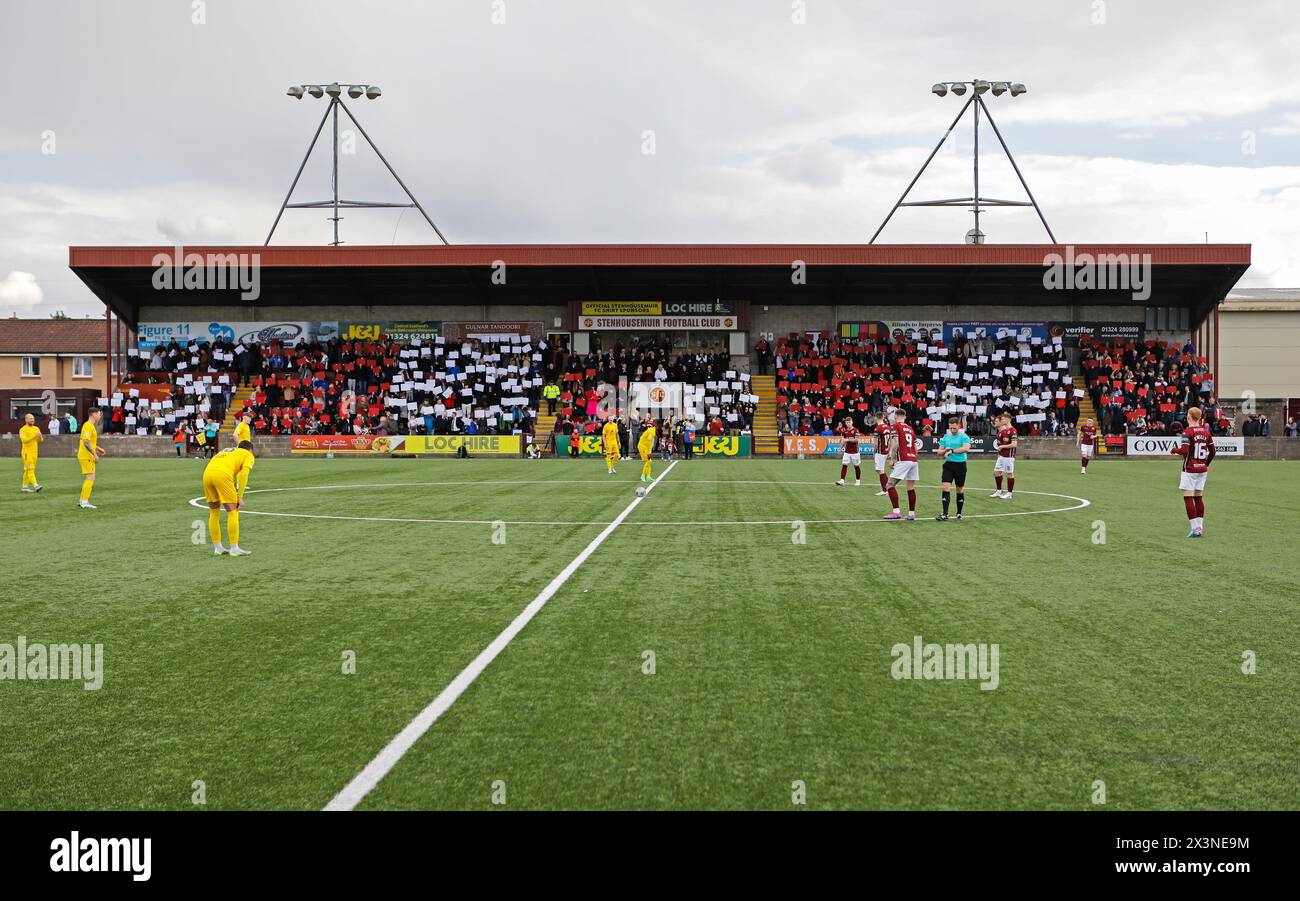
left=874, top=453, right=888, bottom=472
left=994, top=456, right=1016, bottom=474
left=842, top=452, right=861, bottom=466
left=1080, top=444, right=1094, bottom=458
left=1179, top=471, right=1207, bottom=492
left=889, top=460, right=920, bottom=482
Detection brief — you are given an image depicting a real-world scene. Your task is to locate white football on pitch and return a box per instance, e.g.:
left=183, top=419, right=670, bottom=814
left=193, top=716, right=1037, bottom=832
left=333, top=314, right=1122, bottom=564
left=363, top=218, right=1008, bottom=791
left=636, top=487, right=647, bottom=497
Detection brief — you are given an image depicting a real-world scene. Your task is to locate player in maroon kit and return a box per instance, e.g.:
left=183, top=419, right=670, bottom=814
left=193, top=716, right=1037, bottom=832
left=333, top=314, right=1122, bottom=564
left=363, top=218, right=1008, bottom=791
left=991, top=413, right=1018, bottom=499
left=834, top=417, right=862, bottom=487
left=1076, top=417, right=1098, bottom=475
left=882, top=408, right=919, bottom=521
left=1172, top=406, right=1215, bottom=538
left=871, top=414, right=892, bottom=495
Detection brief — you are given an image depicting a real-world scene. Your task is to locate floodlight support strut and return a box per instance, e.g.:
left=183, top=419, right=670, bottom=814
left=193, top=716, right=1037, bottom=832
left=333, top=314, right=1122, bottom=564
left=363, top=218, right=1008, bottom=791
left=869, top=92, right=1055, bottom=243
left=265, top=95, right=449, bottom=246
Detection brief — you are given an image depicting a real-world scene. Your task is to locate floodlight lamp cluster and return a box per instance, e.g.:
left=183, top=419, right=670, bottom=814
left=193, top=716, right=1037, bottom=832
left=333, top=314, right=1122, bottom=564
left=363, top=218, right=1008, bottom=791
left=931, top=80, right=1026, bottom=98
left=286, top=83, right=382, bottom=100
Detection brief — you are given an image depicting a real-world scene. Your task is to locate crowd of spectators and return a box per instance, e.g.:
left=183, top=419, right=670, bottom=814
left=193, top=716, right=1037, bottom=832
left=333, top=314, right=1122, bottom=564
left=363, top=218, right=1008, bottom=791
left=543, top=337, right=753, bottom=436
left=773, top=330, right=1082, bottom=438
left=125, top=332, right=547, bottom=438
left=1080, top=337, right=1225, bottom=435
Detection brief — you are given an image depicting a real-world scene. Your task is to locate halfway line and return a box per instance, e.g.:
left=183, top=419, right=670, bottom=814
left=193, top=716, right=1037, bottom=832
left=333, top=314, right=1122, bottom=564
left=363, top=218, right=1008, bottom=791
left=323, top=459, right=679, bottom=810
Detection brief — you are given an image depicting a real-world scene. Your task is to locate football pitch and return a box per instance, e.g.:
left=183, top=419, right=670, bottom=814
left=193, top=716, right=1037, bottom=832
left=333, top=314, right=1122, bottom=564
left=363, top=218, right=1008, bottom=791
left=2, top=454, right=1297, bottom=810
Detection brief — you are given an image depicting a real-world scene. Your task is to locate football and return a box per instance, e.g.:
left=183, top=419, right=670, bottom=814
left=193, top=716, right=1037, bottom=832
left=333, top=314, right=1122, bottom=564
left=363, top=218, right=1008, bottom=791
left=635, top=487, right=647, bottom=497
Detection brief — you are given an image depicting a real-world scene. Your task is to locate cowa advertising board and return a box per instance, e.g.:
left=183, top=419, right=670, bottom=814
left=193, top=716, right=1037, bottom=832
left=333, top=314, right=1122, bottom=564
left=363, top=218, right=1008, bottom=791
left=1126, top=436, right=1244, bottom=456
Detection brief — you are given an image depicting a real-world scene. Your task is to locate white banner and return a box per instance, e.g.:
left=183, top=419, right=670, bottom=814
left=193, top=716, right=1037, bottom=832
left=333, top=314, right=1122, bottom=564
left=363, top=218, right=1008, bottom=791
left=1127, top=436, right=1245, bottom=456
left=630, top=381, right=685, bottom=416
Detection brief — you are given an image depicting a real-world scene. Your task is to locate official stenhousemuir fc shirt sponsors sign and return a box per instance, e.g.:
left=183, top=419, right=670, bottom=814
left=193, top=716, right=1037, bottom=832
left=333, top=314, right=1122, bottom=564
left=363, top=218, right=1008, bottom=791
left=1126, top=436, right=1244, bottom=456
left=580, top=300, right=738, bottom=316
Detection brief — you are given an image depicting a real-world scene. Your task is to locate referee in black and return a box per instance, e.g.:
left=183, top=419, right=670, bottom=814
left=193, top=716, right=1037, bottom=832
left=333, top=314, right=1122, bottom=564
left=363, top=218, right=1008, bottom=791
left=936, top=417, right=971, bottom=521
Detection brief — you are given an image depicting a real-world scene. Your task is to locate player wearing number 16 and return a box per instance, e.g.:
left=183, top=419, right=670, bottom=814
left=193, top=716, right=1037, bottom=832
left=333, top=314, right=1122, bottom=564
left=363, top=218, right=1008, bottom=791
left=1172, top=406, right=1215, bottom=538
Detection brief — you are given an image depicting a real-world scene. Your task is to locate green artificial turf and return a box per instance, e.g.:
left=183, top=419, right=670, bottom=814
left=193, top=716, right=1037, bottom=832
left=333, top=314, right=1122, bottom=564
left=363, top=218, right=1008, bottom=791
left=1, top=453, right=1296, bottom=810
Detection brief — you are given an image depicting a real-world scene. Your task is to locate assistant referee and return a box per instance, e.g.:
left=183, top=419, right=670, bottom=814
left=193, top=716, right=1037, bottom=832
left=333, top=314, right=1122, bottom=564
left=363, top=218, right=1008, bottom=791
left=936, top=417, right=971, bottom=521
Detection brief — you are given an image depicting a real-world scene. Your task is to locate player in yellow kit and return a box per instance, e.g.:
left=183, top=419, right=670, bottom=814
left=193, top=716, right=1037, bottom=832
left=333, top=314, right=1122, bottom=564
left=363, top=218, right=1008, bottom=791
left=233, top=409, right=253, bottom=447
left=601, top=415, right=621, bottom=475
left=637, top=419, right=657, bottom=482
left=19, top=413, right=43, bottom=492
left=77, top=408, right=106, bottom=509
left=203, top=440, right=256, bottom=556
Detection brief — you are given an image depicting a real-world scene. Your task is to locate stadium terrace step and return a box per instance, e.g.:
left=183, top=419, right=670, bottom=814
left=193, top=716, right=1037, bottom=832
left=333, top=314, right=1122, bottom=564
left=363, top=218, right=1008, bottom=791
left=749, top=372, right=779, bottom=454
left=221, top=384, right=257, bottom=435
left=1072, top=374, right=1098, bottom=427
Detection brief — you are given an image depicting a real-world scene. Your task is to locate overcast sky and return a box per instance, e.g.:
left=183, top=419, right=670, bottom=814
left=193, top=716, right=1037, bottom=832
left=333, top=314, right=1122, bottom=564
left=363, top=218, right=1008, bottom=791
left=2, top=0, right=1298, bottom=318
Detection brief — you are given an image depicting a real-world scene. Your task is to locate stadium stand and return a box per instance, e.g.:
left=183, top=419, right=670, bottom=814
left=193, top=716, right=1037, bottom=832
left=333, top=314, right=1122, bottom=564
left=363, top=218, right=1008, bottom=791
left=1079, top=337, right=1225, bottom=435
left=773, top=330, right=1083, bottom=439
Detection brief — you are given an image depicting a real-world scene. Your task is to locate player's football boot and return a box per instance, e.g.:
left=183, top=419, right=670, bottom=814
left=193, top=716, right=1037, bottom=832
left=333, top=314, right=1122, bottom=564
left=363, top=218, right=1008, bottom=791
left=875, top=489, right=888, bottom=496
left=835, top=480, right=845, bottom=486
left=905, top=512, right=916, bottom=521
left=32, top=483, right=41, bottom=492
left=1002, top=493, right=1013, bottom=500
left=20, top=487, right=32, bottom=493
left=854, top=480, right=861, bottom=487
left=213, top=545, right=228, bottom=556
left=955, top=513, right=963, bottom=521
left=1187, top=528, right=1202, bottom=538
left=229, top=546, right=252, bottom=556
left=882, top=512, right=902, bottom=520
left=935, top=514, right=949, bottom=521
left=990, top=490, right=1003, bottom=498
left=78, top=500, right=96, bottom=509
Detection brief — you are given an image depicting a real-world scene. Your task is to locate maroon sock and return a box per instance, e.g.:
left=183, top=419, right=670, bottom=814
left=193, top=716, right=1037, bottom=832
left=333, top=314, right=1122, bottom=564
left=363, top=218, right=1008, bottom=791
left=1184, top=496, right=1197, bottom=519
left=879, top=472, right=888, bottom=490
left=1081, top=456, right=1089, bottom=469
left=1007, top=477, right=1015, bottom=492
left=906, top=489, right=916, bottom=512
left=995, top=474, right=1003, bottom=490
left=854, top=466, right=861, bottom=480
left=887, top=487, right=899, bottom=508
left=1194, top=496, right=1205, bottom=518
left=840, top=464, right=847, bottom=480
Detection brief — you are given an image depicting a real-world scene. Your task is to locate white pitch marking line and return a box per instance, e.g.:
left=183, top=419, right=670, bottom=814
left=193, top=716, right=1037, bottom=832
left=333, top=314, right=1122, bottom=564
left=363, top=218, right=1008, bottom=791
left=322, top=459, right=679, bottom=811
left=187, top=484, right=1089, bottom=527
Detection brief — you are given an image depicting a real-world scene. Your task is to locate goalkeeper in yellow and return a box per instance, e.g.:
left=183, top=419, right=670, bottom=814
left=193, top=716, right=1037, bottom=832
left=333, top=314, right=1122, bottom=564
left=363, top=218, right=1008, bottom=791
left=637, top=418, right=656, bottom=483
left=601, top=414, right=621, bottom=475
left=19, top=413, right=43, bottom=492
left=203, top=440, right=255, bottom=556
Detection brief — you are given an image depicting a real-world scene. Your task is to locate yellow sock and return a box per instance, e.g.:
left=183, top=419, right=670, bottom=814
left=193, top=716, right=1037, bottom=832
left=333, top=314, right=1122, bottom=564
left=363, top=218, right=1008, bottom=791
left=80, top=480, right=93, bottom=501
left=642, top=460, right=652, bottom=478
left=209, top=508, right=222, bottom=545
left=228, top=510, right=240, bottom=547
